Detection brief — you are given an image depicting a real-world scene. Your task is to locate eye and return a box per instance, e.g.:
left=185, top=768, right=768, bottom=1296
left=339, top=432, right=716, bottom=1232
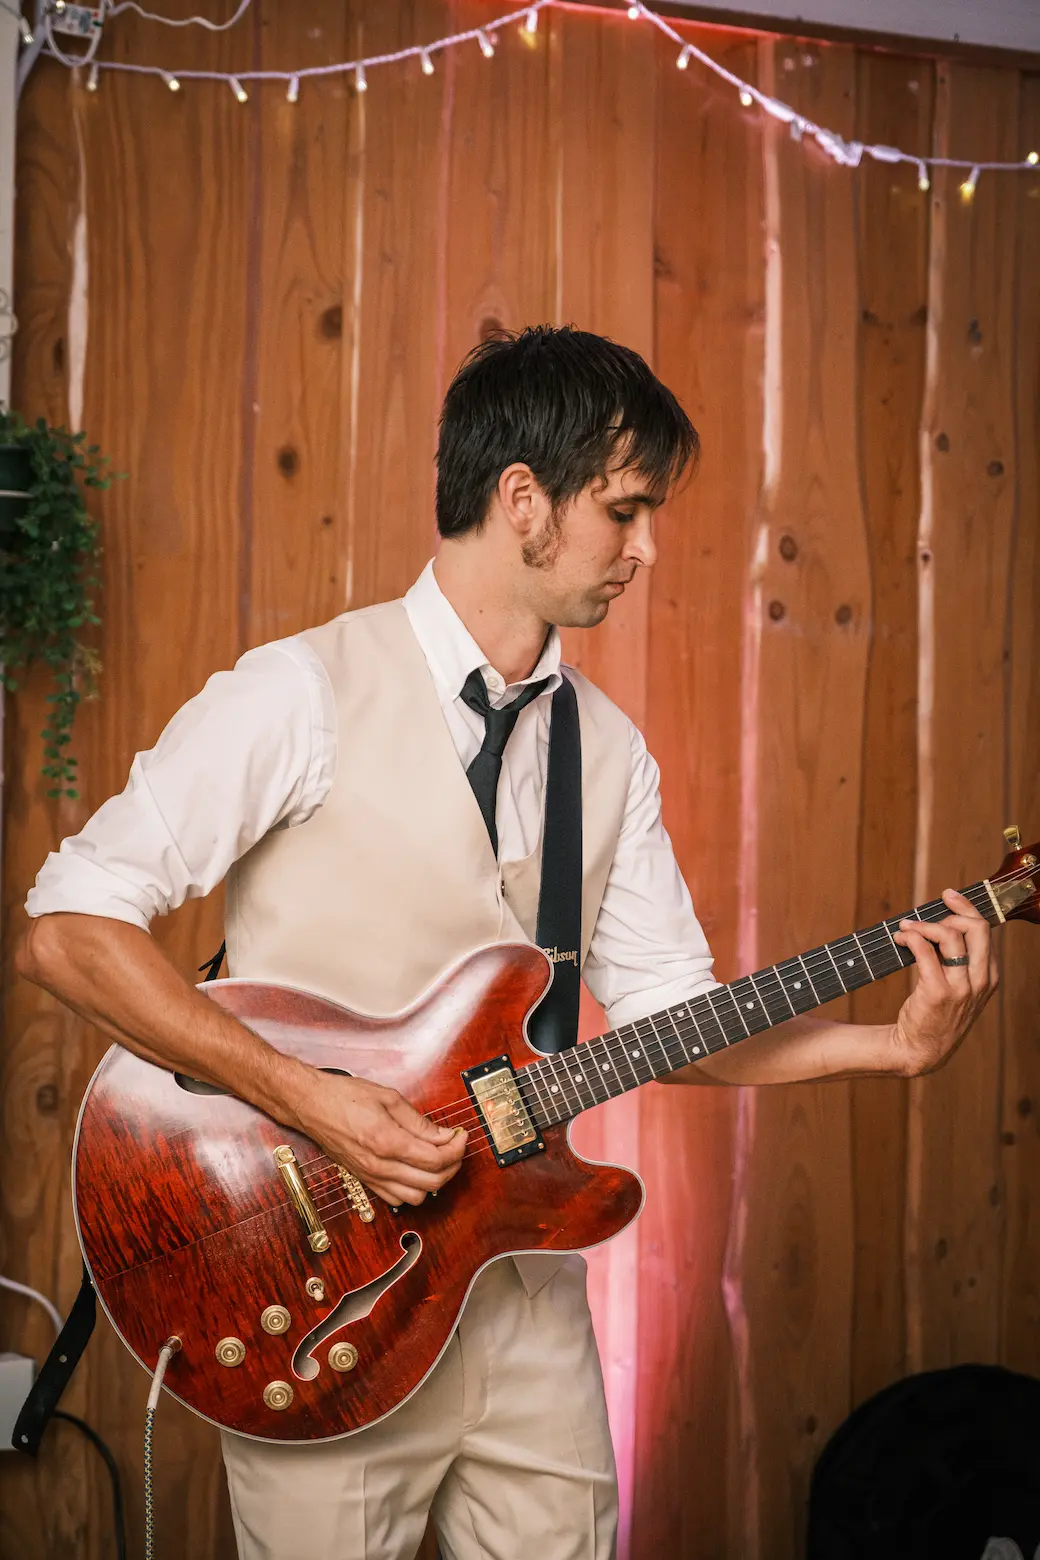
left=610, top=508, right=636, bottom=524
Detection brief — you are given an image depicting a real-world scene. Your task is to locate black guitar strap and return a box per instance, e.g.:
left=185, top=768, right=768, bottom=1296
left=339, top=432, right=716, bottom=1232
left=527, top=674, right=582, bottom=1055
left=12, top=1261, right=96, bottom=1455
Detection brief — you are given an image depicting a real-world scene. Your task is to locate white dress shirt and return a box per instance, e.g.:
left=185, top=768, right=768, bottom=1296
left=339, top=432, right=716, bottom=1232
left=26, top=561, right=717, bottom=1027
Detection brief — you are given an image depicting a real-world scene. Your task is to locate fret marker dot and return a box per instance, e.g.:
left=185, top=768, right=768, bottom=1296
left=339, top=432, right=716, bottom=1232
left=693, top=1046, right=701, bottom=1054
left=846, top=958, right=854, bottom=967
left=602, top=1062, right=612, bottom=1072
left=573, top=1073, right=584, bottom=1084
left=631, top=1049, right=641, bottom=1059
left=793, top=981, right=802, bottom=990
left=550, top=1085, right=559, bottom=1093
left=745, top=1002, right=755, bottom=1010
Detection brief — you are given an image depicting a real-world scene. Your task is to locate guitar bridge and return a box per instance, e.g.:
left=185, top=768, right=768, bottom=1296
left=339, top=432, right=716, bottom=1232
left=462, top=1056, right=545, bottom=1167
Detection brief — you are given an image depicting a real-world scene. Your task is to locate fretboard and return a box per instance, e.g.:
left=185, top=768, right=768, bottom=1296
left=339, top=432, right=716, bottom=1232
left=514, top=880, right=999, bottom=1131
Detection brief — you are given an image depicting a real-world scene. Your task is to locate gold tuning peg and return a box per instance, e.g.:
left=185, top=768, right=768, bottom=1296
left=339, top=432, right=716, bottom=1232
left=1004, top=824, right=1022, bottom=851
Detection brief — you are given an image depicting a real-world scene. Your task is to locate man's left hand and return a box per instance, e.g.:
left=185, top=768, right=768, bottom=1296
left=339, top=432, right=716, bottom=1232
left=889, top=888, right=999, bottom=1077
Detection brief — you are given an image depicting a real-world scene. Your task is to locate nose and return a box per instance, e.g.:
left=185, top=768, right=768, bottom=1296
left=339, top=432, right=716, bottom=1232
left=623, top=511, right=657, bottom=570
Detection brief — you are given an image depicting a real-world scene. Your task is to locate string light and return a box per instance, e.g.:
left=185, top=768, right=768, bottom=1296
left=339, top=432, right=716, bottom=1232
left=19, top=14, right=34, bottom=45
left=33, top=0, right=1040, bottom=193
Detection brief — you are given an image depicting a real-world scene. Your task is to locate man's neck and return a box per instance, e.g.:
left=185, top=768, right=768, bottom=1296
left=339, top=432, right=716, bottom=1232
left=432, top=548, right=550, bottom=685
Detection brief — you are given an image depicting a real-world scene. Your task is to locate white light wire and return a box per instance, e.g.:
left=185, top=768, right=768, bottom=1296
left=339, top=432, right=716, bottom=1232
left=0, top=1272, right=63, bottom=1336
left=29, top=0, right=1040, bottom=183
left=104, top=0, right=253, bottom=30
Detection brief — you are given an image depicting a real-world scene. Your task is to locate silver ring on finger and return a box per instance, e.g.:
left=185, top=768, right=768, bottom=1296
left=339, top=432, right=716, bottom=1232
left=940, top=953, right=970, bottom=966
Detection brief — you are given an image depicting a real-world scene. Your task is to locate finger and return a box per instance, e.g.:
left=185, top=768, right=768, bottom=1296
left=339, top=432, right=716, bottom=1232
left=384, top=1090, right=463, bottom=1145
left=894, top=928, right=950, bottom=991
left=897, top=916, right=970, bottom=970
left=941, top=887, right=986, bottom=921
left=369, top=1112, right=467, bottom=1174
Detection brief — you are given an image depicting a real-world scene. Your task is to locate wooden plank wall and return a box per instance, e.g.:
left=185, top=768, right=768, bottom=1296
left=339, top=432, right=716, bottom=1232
left=1, top=5, right=1038, bottom=1557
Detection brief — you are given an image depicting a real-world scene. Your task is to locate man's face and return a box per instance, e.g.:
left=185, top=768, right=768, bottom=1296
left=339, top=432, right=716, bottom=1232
left=522, top=464, right=661, bottom=629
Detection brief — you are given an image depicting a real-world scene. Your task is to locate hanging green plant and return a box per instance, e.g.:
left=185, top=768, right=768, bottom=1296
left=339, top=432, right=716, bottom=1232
left=0, top=409, right=119, bottom=799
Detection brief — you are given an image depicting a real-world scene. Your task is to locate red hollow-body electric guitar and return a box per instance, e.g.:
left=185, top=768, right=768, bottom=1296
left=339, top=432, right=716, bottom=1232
left=73, top=829, right=1039, bottom=1441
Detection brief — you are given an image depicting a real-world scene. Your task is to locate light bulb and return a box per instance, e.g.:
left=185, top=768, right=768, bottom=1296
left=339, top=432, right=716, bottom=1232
left=355, top=62, right=367, bottom=92
left=86, top=62, right=99, bottom=91
left=229, top=75, right=248, bottom=103
left=287, top=76, right=299, bottom=103
left=19, top=15, right=33, bottom=44
left=477, top=29, right=494, bottom=58
left=627, top=3, right=641, bottom=16
left=1028, top=151, right=1039, bottom=166
left=524, top=7, right=538, bottom=32
left=420, top=49, right=434, bottom=76
left=917, top=162, right=930, bottom=192
left=163, top=73, right=180, bottom=92
left=739, top=89, right=754, bottom=107
left=676, top=46, right=692, bottom=70
left=959, top=166, right=979, bottom=202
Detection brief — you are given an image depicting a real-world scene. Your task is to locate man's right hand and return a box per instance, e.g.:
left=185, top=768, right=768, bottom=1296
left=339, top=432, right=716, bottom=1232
left=290, top=1071, right=467, bottom=1207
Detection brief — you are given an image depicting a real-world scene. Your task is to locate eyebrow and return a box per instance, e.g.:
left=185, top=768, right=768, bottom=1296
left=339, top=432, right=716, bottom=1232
left=606, top=491, right=661, bottom=509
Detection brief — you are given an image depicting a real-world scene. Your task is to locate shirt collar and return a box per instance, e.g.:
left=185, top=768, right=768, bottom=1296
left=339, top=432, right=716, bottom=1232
left=403, top=559, right=562, bottom=708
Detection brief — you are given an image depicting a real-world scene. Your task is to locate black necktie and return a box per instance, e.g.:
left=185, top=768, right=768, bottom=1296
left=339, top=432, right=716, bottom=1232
left=460, top=668, right=549, bottom=857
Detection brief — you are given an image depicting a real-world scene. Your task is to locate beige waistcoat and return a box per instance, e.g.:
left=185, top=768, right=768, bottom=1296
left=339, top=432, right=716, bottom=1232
left=224, top=600, right=632, bottom=1292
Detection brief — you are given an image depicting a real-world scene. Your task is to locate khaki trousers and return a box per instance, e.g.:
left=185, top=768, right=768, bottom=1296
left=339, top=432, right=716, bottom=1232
left=221, top=1255, right=618, bottom=1560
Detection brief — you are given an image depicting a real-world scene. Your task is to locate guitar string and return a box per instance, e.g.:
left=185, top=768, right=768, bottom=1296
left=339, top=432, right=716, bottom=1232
left=292, top=874, right=1029, bottom=1195
left=295, top=879, right=1014, bottom=1165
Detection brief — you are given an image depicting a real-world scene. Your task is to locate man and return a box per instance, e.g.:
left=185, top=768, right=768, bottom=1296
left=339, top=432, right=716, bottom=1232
left=17, top=326, right=996, bottom=1560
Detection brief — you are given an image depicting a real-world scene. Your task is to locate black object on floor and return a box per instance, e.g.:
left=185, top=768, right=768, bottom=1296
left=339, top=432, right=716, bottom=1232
left=808, top=1363, right=1040, bottom=1559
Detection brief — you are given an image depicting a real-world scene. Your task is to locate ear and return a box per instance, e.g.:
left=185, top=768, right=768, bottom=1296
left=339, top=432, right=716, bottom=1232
left=494, top=463, right=551, bottom=541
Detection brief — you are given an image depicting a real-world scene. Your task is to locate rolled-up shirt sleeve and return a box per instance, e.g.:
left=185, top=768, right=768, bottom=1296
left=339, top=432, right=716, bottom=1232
left=25, top=638, right=335, bottom=930
left=583, top=721, right=719, bottom=1030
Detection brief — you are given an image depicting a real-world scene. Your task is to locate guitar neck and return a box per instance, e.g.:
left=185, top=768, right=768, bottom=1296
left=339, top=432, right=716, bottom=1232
left=516, top=879, right=1002, bottom=1131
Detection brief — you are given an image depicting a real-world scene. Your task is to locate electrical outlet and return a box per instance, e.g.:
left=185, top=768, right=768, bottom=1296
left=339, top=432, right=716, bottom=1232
left=0, top=1354, right=35, bottom=1450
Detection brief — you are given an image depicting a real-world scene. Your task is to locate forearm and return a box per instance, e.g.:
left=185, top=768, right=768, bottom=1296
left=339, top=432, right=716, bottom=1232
left=660, top=1013, right=903, bottom=1087
left=15, top=912, right=314, bottom=1127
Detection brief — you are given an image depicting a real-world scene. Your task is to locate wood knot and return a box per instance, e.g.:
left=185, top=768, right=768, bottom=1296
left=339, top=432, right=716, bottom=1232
left=967, top=318, right=983, bottom=346
left=768, top=600, right=785, bottom=622
left=320, top=304, right=342, bottom=339
left=1017, top=1096, right=1033, bottom=1117
left=320, top=514, right=333, bottom=528
left=277, top=446, right=299, bottom=479
left=987, top=460, right=1004, bottom=477
left=803, top=1415, right=818, bottom=1435
left=52, top=336, right=65, bottom=372
left=35, top=1083, right=59, bottom=1115
left=834, top=604, right=853, bottom=626
left=1002, top=1131, right=1016, bottom=1145
left=778, top=534, right=798, bottom=561
left=935, top=432, right=949, bottom=452
left=934, top=1237, right=948, bottom=1259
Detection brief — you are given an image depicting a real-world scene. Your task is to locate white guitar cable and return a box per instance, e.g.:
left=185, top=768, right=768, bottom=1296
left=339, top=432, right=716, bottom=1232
left=144, top=1336, right=181, bottom=1560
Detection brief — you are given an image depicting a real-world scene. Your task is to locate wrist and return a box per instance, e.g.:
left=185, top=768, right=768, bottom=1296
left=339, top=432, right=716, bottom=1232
left=252, top=1047, right=321, bottom=1131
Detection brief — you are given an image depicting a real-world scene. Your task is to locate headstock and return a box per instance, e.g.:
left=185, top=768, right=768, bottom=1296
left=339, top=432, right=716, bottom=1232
left=989, top=824, right=1040, bottom=923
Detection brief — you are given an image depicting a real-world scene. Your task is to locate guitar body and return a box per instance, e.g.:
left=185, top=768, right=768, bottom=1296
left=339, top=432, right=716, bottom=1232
left=73, top=943, right=643, bottom=1441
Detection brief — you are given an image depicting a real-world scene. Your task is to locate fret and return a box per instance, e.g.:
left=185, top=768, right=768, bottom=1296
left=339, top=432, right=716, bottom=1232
left=827, top=933, right=873, bottom=992
left=822, top=942, right=849, bottom=995
left=882, top=917, right=916, bottom=969
left=728, top=976, right=773, bottom=1036
left=674, top=997, right=727, bottom=1057
left=547, top=1053, right=582, bottom=1118
left=623, top=1023, right=663, bottom=1082
left=532, top=1060, right=564, bottom=1125
left=748, top=966, right=796, bottom=1026
left=651, top=1009, right=691, bottom=1070
left=706, top=985, right=749, bottom=1044
left=774, top=957, right=818, bottom=1015
left=856, top=923, right=901, bottom=980
left=586, top=1036, right=625, bottom=1101
left=799, top=949, right=843, bottom=1005
left=639, top=1011, right=679, bottom=1073
left=614, top=1026, right=645, bottom=1089
left=564, top=1051, right=599, bottom=1111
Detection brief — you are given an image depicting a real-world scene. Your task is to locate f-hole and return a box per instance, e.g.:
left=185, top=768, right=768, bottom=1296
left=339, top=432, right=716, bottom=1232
left=292, top=1233, right=422, bottom=1382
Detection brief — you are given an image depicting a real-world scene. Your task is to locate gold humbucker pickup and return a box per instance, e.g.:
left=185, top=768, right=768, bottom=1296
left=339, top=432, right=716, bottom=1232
left=462, top=1056, right=545, bottom=1167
